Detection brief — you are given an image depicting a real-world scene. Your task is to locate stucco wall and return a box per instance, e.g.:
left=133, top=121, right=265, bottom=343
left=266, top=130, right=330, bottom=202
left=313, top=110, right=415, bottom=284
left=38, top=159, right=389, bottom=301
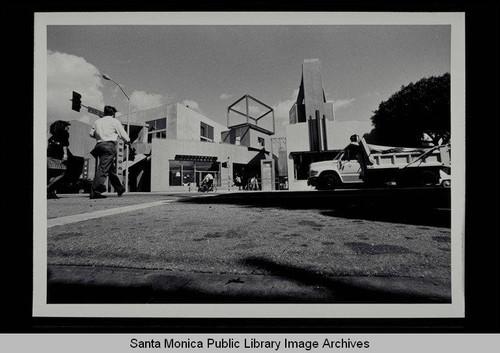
left=124, top=105, right=171, bottom=126
left=151, top=138, right=170, bottom=191
left=176, top=104, right=226, bottom=143
left=121, top=103, right=228, bottom=143
left=220, top=125, right=272, bottom=153
left=285, top=123, right=310, bottom=153
left=285, top=120, right=372, bottom=154
left=246, top=128, right=273, bottom=151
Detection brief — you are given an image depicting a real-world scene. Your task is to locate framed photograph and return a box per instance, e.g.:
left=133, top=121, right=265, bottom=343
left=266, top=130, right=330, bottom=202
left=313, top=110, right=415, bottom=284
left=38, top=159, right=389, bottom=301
left=2, top=3, right=499, bottom=349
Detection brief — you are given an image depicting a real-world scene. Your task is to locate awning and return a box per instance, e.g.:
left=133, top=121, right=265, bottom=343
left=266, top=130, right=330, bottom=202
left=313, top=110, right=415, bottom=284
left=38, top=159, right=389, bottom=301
left=175, top=154, right=217, bottom=162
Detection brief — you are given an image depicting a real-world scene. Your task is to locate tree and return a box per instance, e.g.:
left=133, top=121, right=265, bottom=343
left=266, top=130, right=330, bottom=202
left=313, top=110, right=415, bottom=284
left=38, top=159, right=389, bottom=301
left=364, top=73, right=450, bottom=147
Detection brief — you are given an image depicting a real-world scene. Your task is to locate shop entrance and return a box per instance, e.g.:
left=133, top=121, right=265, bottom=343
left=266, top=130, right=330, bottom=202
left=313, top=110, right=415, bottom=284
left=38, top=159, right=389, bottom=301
left=170, top=156, right=220, bottom=187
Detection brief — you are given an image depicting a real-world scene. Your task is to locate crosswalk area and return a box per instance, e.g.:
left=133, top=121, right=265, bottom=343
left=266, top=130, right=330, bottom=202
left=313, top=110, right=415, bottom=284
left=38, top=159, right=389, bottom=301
left=47, top=200, right=174, bottom=228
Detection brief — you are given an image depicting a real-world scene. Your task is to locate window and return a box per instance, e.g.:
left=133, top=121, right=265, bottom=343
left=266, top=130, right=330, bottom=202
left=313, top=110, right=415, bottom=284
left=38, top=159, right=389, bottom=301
left=169, top=160, right=182, bottom=186
left=343, top=144, right=360, bottom=161
left=169, top=160, right=195, bottom=186
left=200, top=122, right=214, bottom=142
left=146, top=118, right=167, bottom=143
left=258, top=137, right=265, bottom=147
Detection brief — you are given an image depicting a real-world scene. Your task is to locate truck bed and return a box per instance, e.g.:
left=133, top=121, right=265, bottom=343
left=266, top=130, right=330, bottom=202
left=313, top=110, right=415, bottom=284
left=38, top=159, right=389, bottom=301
left=360, top=139, right=451, bottom=171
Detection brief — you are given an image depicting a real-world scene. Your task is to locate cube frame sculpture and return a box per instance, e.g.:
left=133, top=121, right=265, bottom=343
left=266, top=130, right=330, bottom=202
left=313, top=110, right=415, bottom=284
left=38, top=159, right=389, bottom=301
left=227, top=94, right=275, bottom=135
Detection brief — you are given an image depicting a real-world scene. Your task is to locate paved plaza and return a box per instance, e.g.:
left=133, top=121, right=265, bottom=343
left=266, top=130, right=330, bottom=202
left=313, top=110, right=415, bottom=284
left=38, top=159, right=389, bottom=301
left=45, top=189, right=452, bottom=304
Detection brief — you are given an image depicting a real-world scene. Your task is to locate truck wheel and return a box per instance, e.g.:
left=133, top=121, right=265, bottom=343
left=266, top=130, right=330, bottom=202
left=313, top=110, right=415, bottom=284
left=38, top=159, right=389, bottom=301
left=420, top=171, right=438, bottom=186
left=320, top=173, right=340, bottom=190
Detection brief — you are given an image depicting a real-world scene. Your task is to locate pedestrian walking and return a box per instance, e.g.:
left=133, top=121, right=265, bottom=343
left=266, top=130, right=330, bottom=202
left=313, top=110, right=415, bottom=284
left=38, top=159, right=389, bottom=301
left=235, top=174, right=242, bottom=190
left=89, top=105, right=132, bottom=199
left=47, top=120, right=72, bottom=199
left=250, top=175, right=259, bottom=190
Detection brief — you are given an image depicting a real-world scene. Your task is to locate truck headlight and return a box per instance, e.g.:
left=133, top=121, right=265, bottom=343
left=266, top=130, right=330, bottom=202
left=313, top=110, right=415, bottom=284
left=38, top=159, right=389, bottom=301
left=439, top=169, right=451, bottom=187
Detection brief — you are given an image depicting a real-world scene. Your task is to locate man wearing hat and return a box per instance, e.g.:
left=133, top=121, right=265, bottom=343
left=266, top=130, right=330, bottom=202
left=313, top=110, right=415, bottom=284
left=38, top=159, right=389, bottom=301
left=89, top=105, right=132, bottom=199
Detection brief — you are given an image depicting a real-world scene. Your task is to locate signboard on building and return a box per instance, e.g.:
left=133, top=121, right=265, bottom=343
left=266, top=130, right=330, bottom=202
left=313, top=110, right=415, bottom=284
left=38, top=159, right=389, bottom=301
left=116, top=140, right=125, bottom=184
left=175, top=155, right=217, bottom=162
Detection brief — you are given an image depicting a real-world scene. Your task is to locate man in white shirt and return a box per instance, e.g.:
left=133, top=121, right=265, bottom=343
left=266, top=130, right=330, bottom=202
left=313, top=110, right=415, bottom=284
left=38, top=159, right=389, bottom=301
left=200, top=173, right=214, bottom=192
left=89, top=105, right=132, bottom=199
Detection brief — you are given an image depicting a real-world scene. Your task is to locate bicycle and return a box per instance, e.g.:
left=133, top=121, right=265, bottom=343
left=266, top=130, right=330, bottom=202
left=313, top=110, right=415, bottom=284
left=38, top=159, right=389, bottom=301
left=198, top=181, right=217, bottom=193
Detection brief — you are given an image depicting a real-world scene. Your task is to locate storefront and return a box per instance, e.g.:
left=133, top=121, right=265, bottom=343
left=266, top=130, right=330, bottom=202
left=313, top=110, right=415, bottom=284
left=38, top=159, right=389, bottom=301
left=169, top=155, right=220, bottom=187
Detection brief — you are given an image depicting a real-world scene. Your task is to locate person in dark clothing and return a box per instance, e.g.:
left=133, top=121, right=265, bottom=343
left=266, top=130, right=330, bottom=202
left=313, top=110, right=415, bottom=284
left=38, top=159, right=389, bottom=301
left=47, top=120, right=72, bottom=199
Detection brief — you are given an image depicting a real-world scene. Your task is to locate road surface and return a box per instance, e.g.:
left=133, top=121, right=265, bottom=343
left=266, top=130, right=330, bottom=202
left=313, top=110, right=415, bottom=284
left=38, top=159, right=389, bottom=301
left=45, top=188, right=452, bottom=304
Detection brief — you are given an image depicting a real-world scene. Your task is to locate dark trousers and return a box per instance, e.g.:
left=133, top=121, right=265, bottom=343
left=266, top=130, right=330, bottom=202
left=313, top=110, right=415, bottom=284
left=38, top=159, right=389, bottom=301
left=47, top=168, right=66, bottom=194
left=91, top=141, right=124, bottom=195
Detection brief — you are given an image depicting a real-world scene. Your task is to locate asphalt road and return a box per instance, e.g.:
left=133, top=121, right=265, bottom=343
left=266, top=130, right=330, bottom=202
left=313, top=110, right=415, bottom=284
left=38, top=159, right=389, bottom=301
left=46, top=187, right=451, bottom=304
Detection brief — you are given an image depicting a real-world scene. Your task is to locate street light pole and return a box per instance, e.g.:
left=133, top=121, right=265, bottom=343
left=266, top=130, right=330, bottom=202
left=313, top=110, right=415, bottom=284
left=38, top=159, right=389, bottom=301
left=102, top=74, right=131, bottom=193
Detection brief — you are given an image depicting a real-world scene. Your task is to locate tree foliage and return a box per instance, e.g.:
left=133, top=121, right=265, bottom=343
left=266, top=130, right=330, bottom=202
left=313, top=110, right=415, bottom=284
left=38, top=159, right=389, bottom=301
left=364, top=73, right=450, bottom=147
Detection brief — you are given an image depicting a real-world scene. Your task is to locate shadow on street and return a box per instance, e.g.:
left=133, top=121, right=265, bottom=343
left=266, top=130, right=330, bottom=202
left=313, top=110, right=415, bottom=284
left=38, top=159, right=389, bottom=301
left=47, top=254, right=450, bottom=304
left=239, top=256, right=450, bottom=303
left=179, top=187, right=451, bottom=228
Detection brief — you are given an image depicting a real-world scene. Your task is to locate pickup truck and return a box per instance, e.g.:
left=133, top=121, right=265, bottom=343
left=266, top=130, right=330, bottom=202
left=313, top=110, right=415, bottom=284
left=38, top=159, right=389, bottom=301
left=307, top=135, right=451, bottom=190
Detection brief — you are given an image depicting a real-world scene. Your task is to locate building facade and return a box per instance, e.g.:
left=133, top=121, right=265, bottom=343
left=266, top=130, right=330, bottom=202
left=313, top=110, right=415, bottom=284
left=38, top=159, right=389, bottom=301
left=61, top=59, right=373, bottom=193
left=124, top=101, right=276, bottom=192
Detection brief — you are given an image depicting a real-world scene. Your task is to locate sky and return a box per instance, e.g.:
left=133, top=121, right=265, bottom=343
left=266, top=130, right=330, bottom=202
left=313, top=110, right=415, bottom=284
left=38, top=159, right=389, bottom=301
left=46, top=19, right=451, bottom=137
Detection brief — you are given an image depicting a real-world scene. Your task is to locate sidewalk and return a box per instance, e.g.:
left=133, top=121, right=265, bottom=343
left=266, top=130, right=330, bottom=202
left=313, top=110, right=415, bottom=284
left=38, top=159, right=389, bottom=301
left=48, top=264, right=450, bottom=304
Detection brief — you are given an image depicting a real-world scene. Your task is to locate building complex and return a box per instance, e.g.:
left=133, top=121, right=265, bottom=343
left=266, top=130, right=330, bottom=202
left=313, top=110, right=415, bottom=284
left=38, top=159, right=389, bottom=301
left=64, top=59, right=372, bottom=192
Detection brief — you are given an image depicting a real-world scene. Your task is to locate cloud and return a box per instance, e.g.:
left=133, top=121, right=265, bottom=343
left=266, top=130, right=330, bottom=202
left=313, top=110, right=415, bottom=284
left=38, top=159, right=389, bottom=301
left=271, top=99, right=295, bottom=137
left=333, top=98, right=355, bottom=112
left=248, top=105, right=265, bottom=116
left=219, top=93, right=233, bottom=100
left=47, top=51, right=173, bottom=126
left=130, top=91, right=168, bottom=111
left=47, top=51, right=104, bottom=124
left=273, top=99, right=295, bottom=124
left=182, top=99, right=204, bottom=115
left=365, top=91, right=381, bottom=98
left=77, top=115, right=99, bottom=126
left=271, top=89, right=299, bottom=137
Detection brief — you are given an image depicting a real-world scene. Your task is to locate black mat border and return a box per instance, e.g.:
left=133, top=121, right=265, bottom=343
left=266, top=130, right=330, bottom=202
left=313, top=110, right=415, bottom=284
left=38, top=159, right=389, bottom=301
left=1, top=1, right=498, bottom=333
